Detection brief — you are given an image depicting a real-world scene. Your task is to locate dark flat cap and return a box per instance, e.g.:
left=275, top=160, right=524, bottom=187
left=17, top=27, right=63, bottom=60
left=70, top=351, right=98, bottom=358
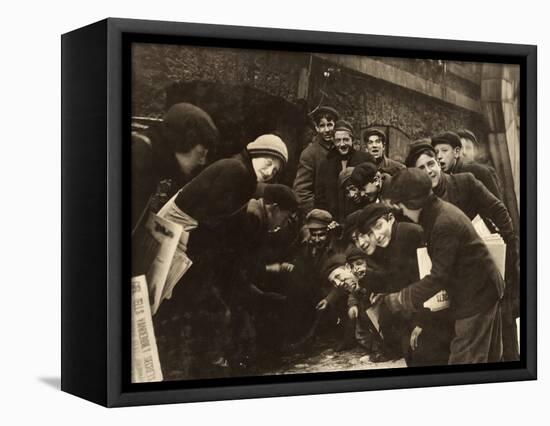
left=431, top=131, right=462, bottom=150
left=363, top=128, right=386, bottom=143
left=350, top=162, right=378, bottom=186
left=334, top=119, right=354, bottom=136
left=389, top=168, right=433, bottom=208
left=405, top=139, right=436, bottom=167
left=311, top=106, right=339, bottom=122
left=358, top=203, right=392, bottom=233
left=456, top=129, right=479, bottom=145
left=345, top=246, right=366, bottom=263
left=343, top=210, right=363, bottom=238
left=305, top=208, right=333, bottom=229
left=321, top=252, right=348, bottom=280
left=161, top=102, right=219, bottom=151
left=263, top=184, right=298, bottom=212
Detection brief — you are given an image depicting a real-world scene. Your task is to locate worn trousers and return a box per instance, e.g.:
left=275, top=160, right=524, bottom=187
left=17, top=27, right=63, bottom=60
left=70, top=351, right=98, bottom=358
left=448, top=301, right=503, bottom=365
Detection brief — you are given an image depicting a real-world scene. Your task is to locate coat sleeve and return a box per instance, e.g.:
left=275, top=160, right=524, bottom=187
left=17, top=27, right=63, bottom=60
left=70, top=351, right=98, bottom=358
left=131, top=134, right=155, bottom=230
left=467, top=163, right=503, bottom=201
left=398, top=220, right=460, bottom=312
left=326, top=286, right=347, bottom=305
left=314, top=159, right=329, bottom=211
left=293, top=147, right=316, bottom=214
left=469, top=175, right=516, bottom=244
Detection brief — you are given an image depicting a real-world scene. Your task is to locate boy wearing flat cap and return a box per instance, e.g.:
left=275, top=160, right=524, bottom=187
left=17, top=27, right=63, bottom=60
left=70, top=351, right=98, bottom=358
left=317, top=253, right=360, bottom=350
left=283, top=209, right=344, bottom=347
left=407, top=139, right=519, bottom=361
left=316, top=120, right=375, bottom=221
left=357, top=203, right=425, bottom=359
left=380, top=168, right=505, bottom=365
left=349, top=162, right=393, bottom=205
left=293, top=106, right=339, bottom=215
left=431, top=131, right=502, bottom=201
left=344, top=246, right=390, bottom=361
left=363, top=128, right=405, bottom=176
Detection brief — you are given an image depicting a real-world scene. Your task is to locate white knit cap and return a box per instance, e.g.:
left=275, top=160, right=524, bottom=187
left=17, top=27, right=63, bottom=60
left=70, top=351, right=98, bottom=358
left=246, top=134, right=288, bottom=166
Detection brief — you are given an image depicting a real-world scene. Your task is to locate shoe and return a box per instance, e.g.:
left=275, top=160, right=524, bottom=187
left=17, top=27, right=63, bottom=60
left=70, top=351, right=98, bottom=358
left=370, top=350, right=390, bottom=363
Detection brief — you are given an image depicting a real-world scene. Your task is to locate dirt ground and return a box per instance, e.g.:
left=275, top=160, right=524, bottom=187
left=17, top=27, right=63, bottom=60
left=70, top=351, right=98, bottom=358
left=265, top=344, right=407, bottom=375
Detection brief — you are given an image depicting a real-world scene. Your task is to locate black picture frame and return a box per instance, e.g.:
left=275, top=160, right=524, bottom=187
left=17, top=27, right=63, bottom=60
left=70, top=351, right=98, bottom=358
left=61, top=17, right=537, bottom=407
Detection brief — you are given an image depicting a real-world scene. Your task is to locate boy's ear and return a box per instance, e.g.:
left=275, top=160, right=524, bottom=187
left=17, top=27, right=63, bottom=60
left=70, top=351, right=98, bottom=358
left=387, top=212, right=395, bottom=222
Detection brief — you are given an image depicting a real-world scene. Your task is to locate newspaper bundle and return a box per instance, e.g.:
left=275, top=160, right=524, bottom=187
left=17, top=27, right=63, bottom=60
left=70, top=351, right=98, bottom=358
left=419, top=215, right=507, bottom=312
left=131, top=275, right=163, bottom=383
left=134, top=212, right=193, bottom=315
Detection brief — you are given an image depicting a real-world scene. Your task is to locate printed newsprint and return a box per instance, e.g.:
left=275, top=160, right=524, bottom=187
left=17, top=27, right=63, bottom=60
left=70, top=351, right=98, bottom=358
left=131, top=275, right=163, bottom=383
left=419, top=215, right=507, bottom=312
left=139, top=213, right=185, bottom=314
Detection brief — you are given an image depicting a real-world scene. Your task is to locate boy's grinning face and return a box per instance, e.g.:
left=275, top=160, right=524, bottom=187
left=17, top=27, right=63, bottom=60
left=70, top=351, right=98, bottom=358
left=334, top=130, right=353, bottom=156
left=353, top=231, right=376, bottom=256
left=369, top=215, right=394, bottom=248
left=349, top=258, right=367, bottom=279
left=344, top=183, right=362, bottom=204
left=309, top=228, right=328, bottom=249
left=328, top=266, right=359, bottom=293
left=252, top=156, right=283, bottom=183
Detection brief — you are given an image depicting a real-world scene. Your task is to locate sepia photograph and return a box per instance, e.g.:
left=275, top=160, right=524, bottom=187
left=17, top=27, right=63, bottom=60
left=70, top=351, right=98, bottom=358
left=129, top=41, right=521, bottom=383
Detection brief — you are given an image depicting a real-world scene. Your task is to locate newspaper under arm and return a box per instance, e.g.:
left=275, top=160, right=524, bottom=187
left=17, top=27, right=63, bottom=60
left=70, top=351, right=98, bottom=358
left=419, top=215, right=507, bottom=312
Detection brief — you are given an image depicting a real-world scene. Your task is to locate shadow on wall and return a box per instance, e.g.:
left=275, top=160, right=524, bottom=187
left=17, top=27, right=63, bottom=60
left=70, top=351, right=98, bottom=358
left=165, top=81, right=313, bottom=187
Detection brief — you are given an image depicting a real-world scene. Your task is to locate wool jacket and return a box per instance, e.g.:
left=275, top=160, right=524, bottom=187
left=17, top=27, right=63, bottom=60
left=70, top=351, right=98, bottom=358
left=450, top=157, right=503, bottom=201
left=398, top=195, right=503, bottom=319
left=174, top=149, right=257, bottom=230
left=131, top=129, right=186, bottom=231
left=433, top=172, right=517, bottom=249
left=315, top=150, right=375, bottom=221
left=293, top=135, right=334, bottom=214
left=377, top=155, right=406, bottom=176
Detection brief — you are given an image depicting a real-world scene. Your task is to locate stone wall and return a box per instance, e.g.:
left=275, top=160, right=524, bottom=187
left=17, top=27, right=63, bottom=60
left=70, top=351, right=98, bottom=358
left=132, top=43, right=489, bottom=162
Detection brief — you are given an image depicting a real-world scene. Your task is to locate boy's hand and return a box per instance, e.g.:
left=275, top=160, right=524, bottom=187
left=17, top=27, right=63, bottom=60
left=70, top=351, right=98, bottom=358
left=370, top=293, right=386, bottom=305
left=327, top=221, right=339, bottom=231
left=280, top=262, right=295, bottom=272
left=410, top=326, right=423, bottom=351
left=348, top=306, right=358, bottom=319
left=316, top=299, right=329, bottom=311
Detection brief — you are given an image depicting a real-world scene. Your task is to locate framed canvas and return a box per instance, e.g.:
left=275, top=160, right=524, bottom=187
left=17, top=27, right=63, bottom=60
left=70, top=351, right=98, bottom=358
left=61, top=18, right=537, bottom=407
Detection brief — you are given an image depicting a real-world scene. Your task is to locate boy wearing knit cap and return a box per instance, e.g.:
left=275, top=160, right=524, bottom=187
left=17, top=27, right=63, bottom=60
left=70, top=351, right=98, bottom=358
left=379, top=168, right=505, bottom=365
left=316, top=120, right=375, bottom=221
left=293, top=106, right=339, bottom=215
left=155, top=134, right=288, bottom=313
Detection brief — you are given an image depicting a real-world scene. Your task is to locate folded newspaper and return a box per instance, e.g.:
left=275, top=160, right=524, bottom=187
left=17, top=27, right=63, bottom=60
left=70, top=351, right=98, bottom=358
left=131, top=275, right=163, bottom=383
left=419, top=215, right=506, bottom=312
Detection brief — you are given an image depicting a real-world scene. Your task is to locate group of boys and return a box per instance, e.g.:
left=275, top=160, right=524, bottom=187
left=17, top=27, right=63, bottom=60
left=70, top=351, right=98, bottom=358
left=284, top=105, right=519, bottom=365
left=133, top=102, right=520, bottom=377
